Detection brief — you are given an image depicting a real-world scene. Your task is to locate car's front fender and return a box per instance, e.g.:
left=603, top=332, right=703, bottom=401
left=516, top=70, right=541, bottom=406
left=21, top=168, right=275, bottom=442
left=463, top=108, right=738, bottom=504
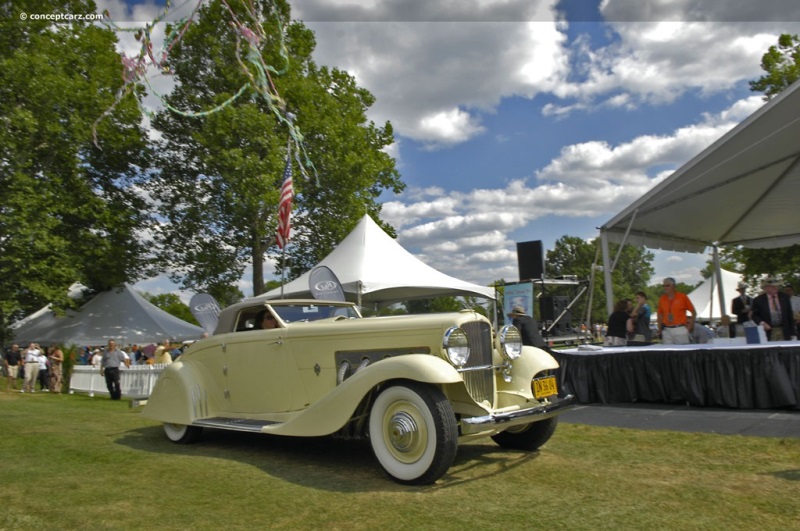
left=263, top=354, right=463, bottom=436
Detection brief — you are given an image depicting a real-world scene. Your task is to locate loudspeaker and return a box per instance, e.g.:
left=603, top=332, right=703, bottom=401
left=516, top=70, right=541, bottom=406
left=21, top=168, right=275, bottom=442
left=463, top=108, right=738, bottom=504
left=516, top=240, right=544, bottom=280
left=540, top=296, right=571, bottom=334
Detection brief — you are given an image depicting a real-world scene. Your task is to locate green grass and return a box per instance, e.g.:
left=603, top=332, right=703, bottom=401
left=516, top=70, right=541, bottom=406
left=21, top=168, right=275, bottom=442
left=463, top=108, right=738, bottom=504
left=1, top=390, right=798, bottom=530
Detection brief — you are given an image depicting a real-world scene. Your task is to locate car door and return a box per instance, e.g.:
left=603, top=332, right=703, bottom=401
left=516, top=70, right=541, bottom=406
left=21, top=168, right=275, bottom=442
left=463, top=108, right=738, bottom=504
left=223, top=328, right=304, bottom=415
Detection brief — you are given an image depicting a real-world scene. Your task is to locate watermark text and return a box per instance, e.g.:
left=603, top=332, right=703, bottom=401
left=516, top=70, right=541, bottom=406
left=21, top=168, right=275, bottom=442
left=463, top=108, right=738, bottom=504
left=20, top=12, right=106, bottom=22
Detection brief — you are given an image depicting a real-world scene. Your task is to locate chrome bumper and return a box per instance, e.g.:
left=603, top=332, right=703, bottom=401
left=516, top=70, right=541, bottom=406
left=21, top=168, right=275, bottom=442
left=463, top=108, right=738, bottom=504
left=460, top=394, right=576, bottom=436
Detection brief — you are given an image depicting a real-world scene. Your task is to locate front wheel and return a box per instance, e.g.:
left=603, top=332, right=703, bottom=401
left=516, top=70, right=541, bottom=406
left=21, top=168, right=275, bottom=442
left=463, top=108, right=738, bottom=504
left=163, top=423, right=203, bottom=444
left=491, top=417, right=558, bottom=451
left=369, top=382, right=458, bottom=485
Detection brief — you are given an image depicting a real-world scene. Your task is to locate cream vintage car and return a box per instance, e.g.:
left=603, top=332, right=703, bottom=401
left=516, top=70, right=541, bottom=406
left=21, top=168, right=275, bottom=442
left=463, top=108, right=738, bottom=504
left=142, top=299, right=574, bottom=484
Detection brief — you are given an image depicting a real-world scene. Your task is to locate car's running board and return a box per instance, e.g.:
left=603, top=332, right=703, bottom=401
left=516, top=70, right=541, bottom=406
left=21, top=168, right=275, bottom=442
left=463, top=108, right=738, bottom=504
left=192, top=417, right=282, bottom=433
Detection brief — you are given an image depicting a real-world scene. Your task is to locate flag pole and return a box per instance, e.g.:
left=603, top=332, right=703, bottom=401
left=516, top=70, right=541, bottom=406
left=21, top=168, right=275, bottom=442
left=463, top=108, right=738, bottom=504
left=279, top=113, right=295, bottom=299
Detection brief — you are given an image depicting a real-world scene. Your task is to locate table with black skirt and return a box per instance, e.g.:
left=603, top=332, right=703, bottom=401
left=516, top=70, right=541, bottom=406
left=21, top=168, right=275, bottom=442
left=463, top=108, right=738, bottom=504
left=552, top=341, right=800, bottom=409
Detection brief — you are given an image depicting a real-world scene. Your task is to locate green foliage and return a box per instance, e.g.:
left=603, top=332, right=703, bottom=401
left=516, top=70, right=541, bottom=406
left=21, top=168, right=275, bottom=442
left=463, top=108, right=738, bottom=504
left=140, top=292, right=200, bottom=325
left=59, top=343, right=79, bottom=393
left=716, top=245, right=800, bottom=290
left=0, top=0, right=150, bottom=343
left=546, top=236, right=655, bottom=322
left=749, top=33, right=800, bottom=100
left=148, top=0, right=403, bottom=297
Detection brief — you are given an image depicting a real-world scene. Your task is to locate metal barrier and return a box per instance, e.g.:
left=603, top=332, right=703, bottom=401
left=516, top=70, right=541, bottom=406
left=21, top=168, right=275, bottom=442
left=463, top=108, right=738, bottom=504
left=69, top=364, right=168, bottom=399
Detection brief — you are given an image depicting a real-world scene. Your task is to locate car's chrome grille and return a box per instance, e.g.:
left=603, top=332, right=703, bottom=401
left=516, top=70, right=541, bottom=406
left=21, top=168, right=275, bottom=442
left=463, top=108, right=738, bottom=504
left=461, top=321, right=494, bottom=406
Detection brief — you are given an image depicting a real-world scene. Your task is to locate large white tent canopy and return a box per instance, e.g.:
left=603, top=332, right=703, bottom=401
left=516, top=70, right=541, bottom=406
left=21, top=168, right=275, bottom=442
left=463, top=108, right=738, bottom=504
left=11, top=284, right=204, bottom=346
left=687, top=269, right=744, bottom=322
left=599, top=81, right=800, bottom=313
left=259, top=214, right=495, bottom=305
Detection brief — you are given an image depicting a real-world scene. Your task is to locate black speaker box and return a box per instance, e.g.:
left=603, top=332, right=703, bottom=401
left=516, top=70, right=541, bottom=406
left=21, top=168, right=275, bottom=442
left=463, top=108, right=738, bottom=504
left=540, top=296, right=571, bottom=334
left=516, top=240, right=544, bottom=280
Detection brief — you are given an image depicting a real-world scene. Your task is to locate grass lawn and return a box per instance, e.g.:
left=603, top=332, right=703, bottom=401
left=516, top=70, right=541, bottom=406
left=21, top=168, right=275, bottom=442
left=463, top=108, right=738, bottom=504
left=1, top=390, right=798, bottom=530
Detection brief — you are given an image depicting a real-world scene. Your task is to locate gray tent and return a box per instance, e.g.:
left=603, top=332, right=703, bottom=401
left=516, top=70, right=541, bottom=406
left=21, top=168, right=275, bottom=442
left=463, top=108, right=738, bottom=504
left=10, top=284, right=204, bottom=346
left=599, top=80, right=800, bottom=313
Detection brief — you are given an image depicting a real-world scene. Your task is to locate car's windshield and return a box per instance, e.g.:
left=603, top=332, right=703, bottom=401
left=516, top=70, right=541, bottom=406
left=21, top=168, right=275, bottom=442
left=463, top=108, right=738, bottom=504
left=271, top=304, right=360, bottom=323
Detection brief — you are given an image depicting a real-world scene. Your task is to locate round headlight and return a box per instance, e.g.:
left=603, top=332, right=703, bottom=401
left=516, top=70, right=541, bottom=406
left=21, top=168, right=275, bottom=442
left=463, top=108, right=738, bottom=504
left=443, top=326, right=470, bottom=367
left=499, top=325, right=523, bottom=360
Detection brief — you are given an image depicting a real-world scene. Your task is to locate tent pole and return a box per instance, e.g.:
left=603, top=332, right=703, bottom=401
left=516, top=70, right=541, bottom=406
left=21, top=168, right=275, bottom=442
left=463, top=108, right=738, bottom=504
left=585, top=245, right=601, bottom=334
left=280, top=246, right=286, bottom=299
left=712, top=245, right=726, bottom=322
left=600, top=230, right=614, bottom=316
left=610, top=209, right=638, bottom=272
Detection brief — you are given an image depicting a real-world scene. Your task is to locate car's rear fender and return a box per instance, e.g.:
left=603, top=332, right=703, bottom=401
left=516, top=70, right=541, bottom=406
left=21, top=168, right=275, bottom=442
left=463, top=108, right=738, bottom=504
left=141, top=362, right=210, bottom=425
left=262, top=354, right=463, bottom=436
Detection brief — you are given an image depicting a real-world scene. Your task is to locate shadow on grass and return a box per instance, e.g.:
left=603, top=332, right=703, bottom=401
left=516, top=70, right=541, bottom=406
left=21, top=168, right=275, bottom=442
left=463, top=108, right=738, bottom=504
left=115, top=424, right=540, bottom=492
left=767, top=469, right=800, bottom=481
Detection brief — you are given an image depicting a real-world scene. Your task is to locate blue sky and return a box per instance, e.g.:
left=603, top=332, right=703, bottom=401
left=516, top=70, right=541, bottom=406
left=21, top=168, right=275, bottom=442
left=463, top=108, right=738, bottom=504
left=102, top=0, right=800, bottom=299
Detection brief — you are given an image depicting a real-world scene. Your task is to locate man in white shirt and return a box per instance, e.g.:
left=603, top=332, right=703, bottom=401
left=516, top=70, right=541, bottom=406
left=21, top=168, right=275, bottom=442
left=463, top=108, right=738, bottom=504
left=21, top=343, right=41, bottom=393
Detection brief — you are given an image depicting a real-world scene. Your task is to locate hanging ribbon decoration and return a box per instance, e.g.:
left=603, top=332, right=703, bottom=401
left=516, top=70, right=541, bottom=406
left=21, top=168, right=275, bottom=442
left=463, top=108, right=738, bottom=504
left=95, top=0, right=317, bottom=184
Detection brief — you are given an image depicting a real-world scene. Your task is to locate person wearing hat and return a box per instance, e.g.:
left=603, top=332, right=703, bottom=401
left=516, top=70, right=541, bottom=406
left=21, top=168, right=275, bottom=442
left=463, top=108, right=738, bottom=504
left=751, top=277, right=796, bottom=341
left=730, top=281, right=753, bottom=338
left=507, top=305, right=546, bottom=348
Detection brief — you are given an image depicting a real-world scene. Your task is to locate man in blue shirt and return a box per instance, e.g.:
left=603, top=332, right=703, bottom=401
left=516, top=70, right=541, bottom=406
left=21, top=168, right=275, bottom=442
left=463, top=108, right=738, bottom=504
left=630, top=292, right=652, bottom=342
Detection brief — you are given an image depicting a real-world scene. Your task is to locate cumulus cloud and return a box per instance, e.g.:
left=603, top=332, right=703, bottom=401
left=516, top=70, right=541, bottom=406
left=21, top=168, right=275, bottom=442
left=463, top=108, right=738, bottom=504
left=385, top=96, right=761, bottom=285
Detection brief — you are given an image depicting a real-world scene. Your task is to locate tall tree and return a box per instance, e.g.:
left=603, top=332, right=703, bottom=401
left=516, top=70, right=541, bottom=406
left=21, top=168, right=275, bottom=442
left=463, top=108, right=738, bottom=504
left=749, top=33, right=800, bottom=100
left=719, top=35, right=800, bottom=289
left=546, top=236, right=655, bottom=322
left=715, top=245, right=800, bottom=291
left=0, top=0, right=149, bottom=342
left=149, top=0, right=403, bottom=297
left=141, top=292, right=199, bottom=325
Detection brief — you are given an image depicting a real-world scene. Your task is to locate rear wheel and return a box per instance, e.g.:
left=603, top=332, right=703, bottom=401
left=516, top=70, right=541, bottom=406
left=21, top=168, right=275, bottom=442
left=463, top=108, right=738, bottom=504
left=369, top=382, right=458, bottom=485
left=163, top=423, right=203, bottom=444
left=491, top=417, right=558, bottom=451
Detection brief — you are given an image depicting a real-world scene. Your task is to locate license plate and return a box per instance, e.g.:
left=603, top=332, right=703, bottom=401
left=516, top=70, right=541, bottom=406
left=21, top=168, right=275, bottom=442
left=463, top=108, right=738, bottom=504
left=533, top=376, right=558, bottom=399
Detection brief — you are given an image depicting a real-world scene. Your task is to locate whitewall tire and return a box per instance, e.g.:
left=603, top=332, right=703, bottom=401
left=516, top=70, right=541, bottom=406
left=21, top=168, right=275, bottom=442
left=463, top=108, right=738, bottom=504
left=368, top=381, right=458, bottom=485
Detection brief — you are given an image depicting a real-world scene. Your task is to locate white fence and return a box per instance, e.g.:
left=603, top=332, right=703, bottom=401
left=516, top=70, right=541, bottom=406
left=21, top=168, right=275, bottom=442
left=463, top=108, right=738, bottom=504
left=69, top=364, right=167, bottom=399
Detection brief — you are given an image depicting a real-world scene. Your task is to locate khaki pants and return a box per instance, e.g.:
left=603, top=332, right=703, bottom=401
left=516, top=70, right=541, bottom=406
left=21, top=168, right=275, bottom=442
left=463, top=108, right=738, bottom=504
left=662, top=326, right=690, bottom=345
left=23, top=364, right=39, bottom=392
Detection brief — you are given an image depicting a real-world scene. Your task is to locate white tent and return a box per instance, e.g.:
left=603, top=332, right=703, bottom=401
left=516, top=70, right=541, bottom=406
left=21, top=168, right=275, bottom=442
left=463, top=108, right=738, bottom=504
left=599, top=80, right=800, bottom=313
left=259, top=215, right=496, bottom=305
left=11, top=284, right=204, bottom=346
left=687, top=269, right=744, bottom=322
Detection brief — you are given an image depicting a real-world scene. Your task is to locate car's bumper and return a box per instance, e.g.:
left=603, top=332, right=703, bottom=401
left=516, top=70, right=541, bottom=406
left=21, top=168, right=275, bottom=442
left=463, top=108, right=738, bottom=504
left=460, top=394, right=576, bottom=436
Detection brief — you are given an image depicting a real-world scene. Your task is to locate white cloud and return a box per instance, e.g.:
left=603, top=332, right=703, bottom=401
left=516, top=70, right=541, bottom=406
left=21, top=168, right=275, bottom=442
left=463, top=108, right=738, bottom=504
left=96, top=0, right=797, bottom=293
left=387, top=95, right=759, bottom=285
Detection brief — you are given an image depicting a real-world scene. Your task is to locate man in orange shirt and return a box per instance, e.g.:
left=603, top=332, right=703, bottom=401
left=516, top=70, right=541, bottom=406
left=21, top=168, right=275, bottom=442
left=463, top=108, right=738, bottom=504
left=657, top=277, right=696, bottom=344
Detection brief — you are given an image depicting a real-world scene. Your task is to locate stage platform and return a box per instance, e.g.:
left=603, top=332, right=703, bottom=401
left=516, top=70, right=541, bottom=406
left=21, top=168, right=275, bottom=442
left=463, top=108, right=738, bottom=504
left=551, top=341, right=800, bottom=410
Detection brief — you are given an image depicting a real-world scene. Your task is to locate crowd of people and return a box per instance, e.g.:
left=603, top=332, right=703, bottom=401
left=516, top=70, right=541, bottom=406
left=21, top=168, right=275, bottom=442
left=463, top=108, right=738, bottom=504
left=2, top=338, right=190, bottom=396
left=1, top=342, right=65, bottom=393
left=598, top=276, right=800, bottom=347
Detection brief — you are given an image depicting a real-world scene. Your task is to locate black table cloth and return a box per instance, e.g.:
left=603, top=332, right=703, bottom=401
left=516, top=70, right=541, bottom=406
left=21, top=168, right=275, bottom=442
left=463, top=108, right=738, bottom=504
left=552, top=342, right=800, bottom=409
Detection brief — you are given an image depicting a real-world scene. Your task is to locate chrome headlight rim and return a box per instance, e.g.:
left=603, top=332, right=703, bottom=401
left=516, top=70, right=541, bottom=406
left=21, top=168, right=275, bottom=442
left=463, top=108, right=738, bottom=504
left=443, top=326, right=470, bottom=367
left=499, top=325, right=523, bottom=361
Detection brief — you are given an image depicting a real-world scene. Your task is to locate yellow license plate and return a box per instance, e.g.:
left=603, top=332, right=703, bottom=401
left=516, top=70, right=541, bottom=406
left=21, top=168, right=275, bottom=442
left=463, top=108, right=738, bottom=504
left=533, top=376, right=558, bottom=399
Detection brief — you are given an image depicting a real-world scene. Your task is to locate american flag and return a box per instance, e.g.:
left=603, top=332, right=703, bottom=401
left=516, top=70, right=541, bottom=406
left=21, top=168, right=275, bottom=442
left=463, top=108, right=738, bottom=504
left=275, top=152, right=293, bottom=249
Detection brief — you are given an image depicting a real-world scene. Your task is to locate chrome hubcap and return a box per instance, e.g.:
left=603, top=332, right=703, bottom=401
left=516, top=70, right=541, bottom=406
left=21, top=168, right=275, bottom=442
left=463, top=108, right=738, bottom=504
left=388, top=411, right=419, bottom=452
